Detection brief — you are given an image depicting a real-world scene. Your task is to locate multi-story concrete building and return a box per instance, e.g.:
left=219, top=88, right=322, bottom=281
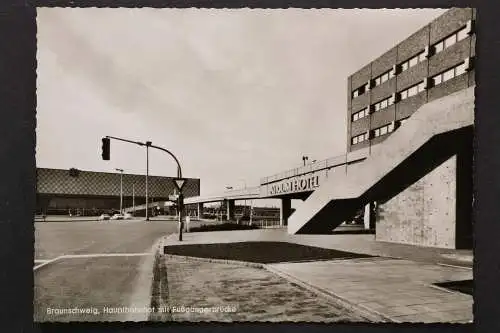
left=287, top=8, right=475, bottom=249
left=347, top=8, right=475, bottom=152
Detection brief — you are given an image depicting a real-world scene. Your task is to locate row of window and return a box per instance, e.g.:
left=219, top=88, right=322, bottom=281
left=400, top=51, right=427, bottom=73
left=373, top=123, right=395, bottom=138
left=352, top=107, right=369, bottom=122
left=434, top=24, right=470, bottom=55
left=373, top=69, right=395, bottom=88
left=350, top=20, right=473, bottom=99
left=351, top=59, right=471, bottom=122
left=351, top=132, right=369, bottom=145
left=351, top=117, right=410, bottom=145
left=432, top=60, right=468, bottom=86
left=373, top=95, right=395, bottom=112
left=400, top=81, right=426, bottom=101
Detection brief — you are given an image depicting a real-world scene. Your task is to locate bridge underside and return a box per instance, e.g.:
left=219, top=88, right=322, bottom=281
left=295, top=126, right=472, bottom=235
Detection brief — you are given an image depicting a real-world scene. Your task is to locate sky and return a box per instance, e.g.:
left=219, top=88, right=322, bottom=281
left=36, top=8, right=447, bottom=200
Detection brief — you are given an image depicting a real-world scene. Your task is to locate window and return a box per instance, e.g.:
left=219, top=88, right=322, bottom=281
left=418, top=53, right=427, bottom=62
left=352, top=90, right=359, bottom=98
left=433, top=74, right=442, bottom=86
left=409, top=86, right=418, bottom=97
left=381, top=73, right=389, bottom=83
left=443, top=68, right=455, bottom=81
left=457, top=27, right=469, bottom=41
left=387, top=95, right=394, bottom=106
left=418, top=81, right=426, bottom=91
left=455, top=62, right=467, bottom=76
left=401, top=62, right=409, bottom=71
left=444, top=34, right=457, bottom=48
left=409, top=57, right=418, bottom=67
left=434, top=41, right=444, bottom=54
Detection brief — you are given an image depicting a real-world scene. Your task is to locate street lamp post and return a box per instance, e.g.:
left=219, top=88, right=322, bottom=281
left=239, top=179, right=247, bottom=220
left=132, top=183, right=135, bottom=216
left=102, top=136, right=183, bottom=237
left=302, top=155, right=309, bottom=166
left=115, top=168, right=124, bottom=214
left=145, top=141, right=151, bottom=221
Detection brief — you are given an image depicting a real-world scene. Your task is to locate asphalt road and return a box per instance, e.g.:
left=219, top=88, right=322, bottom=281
left=34, top=219, right=202, bottom=322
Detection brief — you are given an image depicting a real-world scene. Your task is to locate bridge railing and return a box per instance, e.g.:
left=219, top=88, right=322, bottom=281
left=260, top=153, right=349, bottom=185
left=222, top=186, right=260, bottom=196
left=260, top=148, right=372, bottom=185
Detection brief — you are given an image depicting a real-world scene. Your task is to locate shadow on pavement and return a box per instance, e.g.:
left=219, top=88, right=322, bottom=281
left=164, top=241, right=375, bottom=264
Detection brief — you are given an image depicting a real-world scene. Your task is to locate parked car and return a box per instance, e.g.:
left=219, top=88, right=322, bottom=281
left=110, top=214, right=124, bottom=220
left=98, top=214, right=111, bottom=221
left=123, top=213, right=133, bottom=220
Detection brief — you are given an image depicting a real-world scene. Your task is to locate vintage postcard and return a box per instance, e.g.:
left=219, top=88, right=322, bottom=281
left=35, top=8, right=475, bottom=323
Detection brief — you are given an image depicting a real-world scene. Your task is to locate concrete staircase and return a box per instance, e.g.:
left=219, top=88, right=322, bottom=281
left=288, top=87, right=475, bottom=234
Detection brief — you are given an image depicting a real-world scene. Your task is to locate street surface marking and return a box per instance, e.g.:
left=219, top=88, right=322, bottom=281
left=60, top=253, right=153, bottom=259
left=33, top=253, right=153, bottom=271
left=34, top=257, right=62, bottom=271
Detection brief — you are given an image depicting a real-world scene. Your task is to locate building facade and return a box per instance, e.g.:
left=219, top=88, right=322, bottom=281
left=345, top=8, right=475, bottom=249
left=36, top=168, right=200, bottom=215
left=347, top=8, right=475, bottom=152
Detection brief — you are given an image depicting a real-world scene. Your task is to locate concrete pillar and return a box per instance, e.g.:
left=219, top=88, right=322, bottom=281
left=363, top=202, right=375, bottom=230
left=280, top=198, right=292, bottom=226
left=226, top=200, right=235, bottom=221
left=197, top=202, right=204, bottom=219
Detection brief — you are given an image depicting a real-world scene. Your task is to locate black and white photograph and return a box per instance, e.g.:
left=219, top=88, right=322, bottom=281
left=34, top=7, right=475, bottom=323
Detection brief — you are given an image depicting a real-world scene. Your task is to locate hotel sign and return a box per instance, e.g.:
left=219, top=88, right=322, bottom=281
left=268, top=174, right=321, bottom=196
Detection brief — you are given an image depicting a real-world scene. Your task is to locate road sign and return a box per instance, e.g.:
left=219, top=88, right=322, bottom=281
left=173, top=178, right=187, bottom=192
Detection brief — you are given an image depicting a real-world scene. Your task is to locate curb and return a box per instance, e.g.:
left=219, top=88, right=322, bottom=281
left=125, top=237, right=165, bottom=322
left=160, top=251, right=397, bottom=323
left=162, top=253, right=266, bottom=270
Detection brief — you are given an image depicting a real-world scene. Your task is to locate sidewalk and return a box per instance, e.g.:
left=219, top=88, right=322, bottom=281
left=160, top=229, right=473, bottom=323
left=164, top=229, right=473, bottom=268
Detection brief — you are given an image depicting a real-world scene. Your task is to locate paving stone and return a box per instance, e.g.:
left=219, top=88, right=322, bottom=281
left=161, top=231, right=473, bottom=323
left=161, top=256, right=369, bottom=322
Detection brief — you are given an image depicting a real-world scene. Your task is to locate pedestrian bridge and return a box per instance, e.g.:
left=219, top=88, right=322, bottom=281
left=123, top=87, right=474, bottom=233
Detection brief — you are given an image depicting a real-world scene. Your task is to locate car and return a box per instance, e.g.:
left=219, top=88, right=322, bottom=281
left=98, top=214, right=111, bottom=221
left=110, top=214, right=124, bottom=220
left=123, top=213, right=133, bottom=220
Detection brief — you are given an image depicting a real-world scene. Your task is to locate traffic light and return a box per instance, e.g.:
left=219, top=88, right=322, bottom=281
left=101, top=137, right=110, bottom=160
left=69, top=168, right=80, bottom=177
